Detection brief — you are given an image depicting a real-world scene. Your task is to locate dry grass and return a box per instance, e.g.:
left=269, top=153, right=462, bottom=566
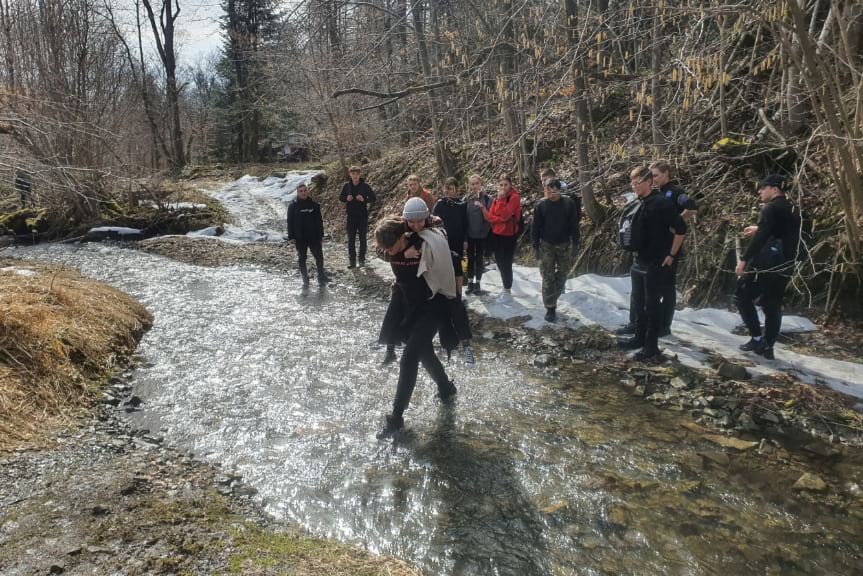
left=0, top=258, right=152, bottom=450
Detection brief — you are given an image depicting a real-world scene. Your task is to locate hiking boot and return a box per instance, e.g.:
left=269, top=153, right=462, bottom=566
left=474, top=281, right=483, bottom=295
left=544, top=307, right=557, bottom=323
left=617, top=337, right=644, bottom=350
left=465, top=282, right=475, bottom=295
left=437, top=380, right=458, bottom=404
left=348, top=261, right=357, bottom=269
left=739, top=338, right=763, bottom=352
left=615, top=323, right=636, bottom=335
left=463, top=344, right=475, bottom=367
left=380, top=346, right=397, bottom=366
left=756, top=345, right=775, bottom=360
left=359, top=259, right=366, bottom=267
left=385, top=413, right=404, bottom=431
left=633, top=348, right=664, bottom=362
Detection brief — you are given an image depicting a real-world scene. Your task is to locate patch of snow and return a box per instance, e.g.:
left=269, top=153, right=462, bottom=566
left=139, top=200, right=208, bottom=210
left=0, top=266, right=36, bottom=277
left=88, top=226, right=142, bottom=235
left=196, top=171, right=322, bottom=241
left=369, top=259, right=863, bottom=399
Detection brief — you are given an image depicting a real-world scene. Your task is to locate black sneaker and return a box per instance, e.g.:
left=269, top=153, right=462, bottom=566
left=615, top=323, right=636, bottom=335
left=756, top=345, right=775, bottom=360
left=618, top=337, right=645, bottom=350
left=359, top=259, right=366, bottom=267
left=739, top=338, right=763, bottom=352
left=465, top=282, right=475, bottom=295
left=633, top=348, right=664, bottom=362
left=474, top=281, right=483, bottom=295
left=437, top=381, right=458, bottom=404
left=348, top=262, right=357, bottom=269
left=385, top=413, right=404, bottom=431
left=381, top=347, right=397, bottom=366
left=544, top=308, right=557, bottom=323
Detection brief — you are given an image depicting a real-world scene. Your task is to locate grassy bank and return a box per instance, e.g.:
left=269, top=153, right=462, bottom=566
left=0, top=258, right=153, bottom=449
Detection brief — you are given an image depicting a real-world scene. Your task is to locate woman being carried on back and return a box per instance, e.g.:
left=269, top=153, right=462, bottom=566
left=374, top=202, right=460, bottom=432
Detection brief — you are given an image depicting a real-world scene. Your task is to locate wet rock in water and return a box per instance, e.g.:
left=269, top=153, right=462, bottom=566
left=670, top=377, right=689, bottom=390
left=91, top=504, right=111, bottom=516
left=802, top=441, right=841, bottom=459
left=125, top=396, right=143, bottom=407
left=698, top=451, right=730, bottom=466
left=607, top=504, right=628, bottom=527
left=632, top=385, right=646, bottom=397
left=48, top=562, right=65, bottom=574
left=533, top=354, right=554, bottom=368
left=759, top=411, right=781, bottom=424
left=717, top=361, right=749, bottom=381
left=702, top=434, right=757, bottom=451
left=793, top=472, right=828, bottom=493
left=737, top=413, right=760, bottom=432
left=541, top=501, right=569, bottom=515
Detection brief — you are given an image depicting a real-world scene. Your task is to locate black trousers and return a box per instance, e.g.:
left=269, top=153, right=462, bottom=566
left=493, top=233, right=517, bottom=290
left=660, top=258, right=679, bottom=332
left=734, top=272, right=789, bottom=346
left=466, top=237, right=485, bottom=281
left=379, top=286, right=460, bottom=351
left=392, top=296, right=453, bottom=418
left=296, top=241, right=324, bottom=284
left=346, top=217, right=368, bottom=265
left=631, top=263, right=669, bottom=353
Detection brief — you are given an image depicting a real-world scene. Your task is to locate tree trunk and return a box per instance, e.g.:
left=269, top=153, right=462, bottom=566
left=141, top=0, right=185, bottom=170
left=562, top=0, right=606, bottom=225
left=411, top=2, right=456, bottom=178
left=650, top=3, right=664, bottom=154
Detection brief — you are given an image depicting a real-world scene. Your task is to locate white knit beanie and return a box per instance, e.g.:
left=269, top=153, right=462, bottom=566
left=403, top=196, right=429, bottom=220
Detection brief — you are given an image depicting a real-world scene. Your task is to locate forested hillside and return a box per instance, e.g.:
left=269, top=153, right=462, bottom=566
left=1, top=0, right=861, bottom=314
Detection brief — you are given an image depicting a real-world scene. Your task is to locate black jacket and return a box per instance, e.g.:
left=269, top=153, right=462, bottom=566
left=659, top=182, right=697, bottom=215
left=339, top=179, right=377, bottom=221
left=287, top=197, right=324, bottom=243
left=742, top=195, right=801, bottom=271
left=532, top=195, right=580, bottom=249
left=432, top=196, right=469, bottom=252
left=632, top=190, right=687, bottom=265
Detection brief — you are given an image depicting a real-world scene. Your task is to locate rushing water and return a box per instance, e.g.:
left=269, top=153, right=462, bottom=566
left=10, top=241, right=861, bottom=575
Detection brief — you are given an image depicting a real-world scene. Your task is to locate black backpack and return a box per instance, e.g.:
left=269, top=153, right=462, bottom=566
left=618, top=199, right=641, bottom=251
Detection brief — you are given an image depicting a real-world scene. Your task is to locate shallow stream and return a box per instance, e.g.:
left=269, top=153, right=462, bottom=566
left=9, top=172, right=862, bottom=575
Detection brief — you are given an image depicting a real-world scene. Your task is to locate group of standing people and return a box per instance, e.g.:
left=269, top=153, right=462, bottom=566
left=285, top=162, right=802, bottom=431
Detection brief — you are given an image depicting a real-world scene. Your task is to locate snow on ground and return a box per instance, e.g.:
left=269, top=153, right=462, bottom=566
left=139, top=200, right=208, bottom=210
left=0, top=266, right=36, bottom=277
left=371, top=257, right=863, bottom=398
left=203, top=173, right=863, bottom=399
left=199, top=171, right=322, bottom=242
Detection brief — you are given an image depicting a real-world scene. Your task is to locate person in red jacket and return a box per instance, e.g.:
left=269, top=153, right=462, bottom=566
left=477, top=173, right=521, bottom=302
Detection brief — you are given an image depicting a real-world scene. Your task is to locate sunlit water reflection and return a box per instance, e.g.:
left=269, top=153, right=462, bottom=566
left=9, top=241, right=861, bottom=576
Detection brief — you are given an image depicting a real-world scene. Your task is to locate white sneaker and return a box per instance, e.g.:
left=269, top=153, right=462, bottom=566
left=463, top=345, right=475, bottom=367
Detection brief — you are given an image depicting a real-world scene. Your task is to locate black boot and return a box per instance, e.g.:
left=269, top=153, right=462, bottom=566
left=618, top=336, right=644, bottom=350
left=437, top=380, right=458, bottom=404
left=380, top=345, right=397, bottom=366
left=544, top=307, right=557, bottom=322
left=615, top=323, right=636, bottom=335
left=739, top=338, right=763, bottom=352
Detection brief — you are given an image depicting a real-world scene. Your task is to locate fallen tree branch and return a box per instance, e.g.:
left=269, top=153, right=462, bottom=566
left=332, top=78, right=456, bottom=100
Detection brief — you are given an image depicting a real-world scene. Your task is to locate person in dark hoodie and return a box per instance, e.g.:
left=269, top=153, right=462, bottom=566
left=339, top=165, right=377, bottom=268
left=532, top=179, right=580, bottom=322
left=286, top=183, right=326, bottom=291
left=734, top=175, right=801, bottom=361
